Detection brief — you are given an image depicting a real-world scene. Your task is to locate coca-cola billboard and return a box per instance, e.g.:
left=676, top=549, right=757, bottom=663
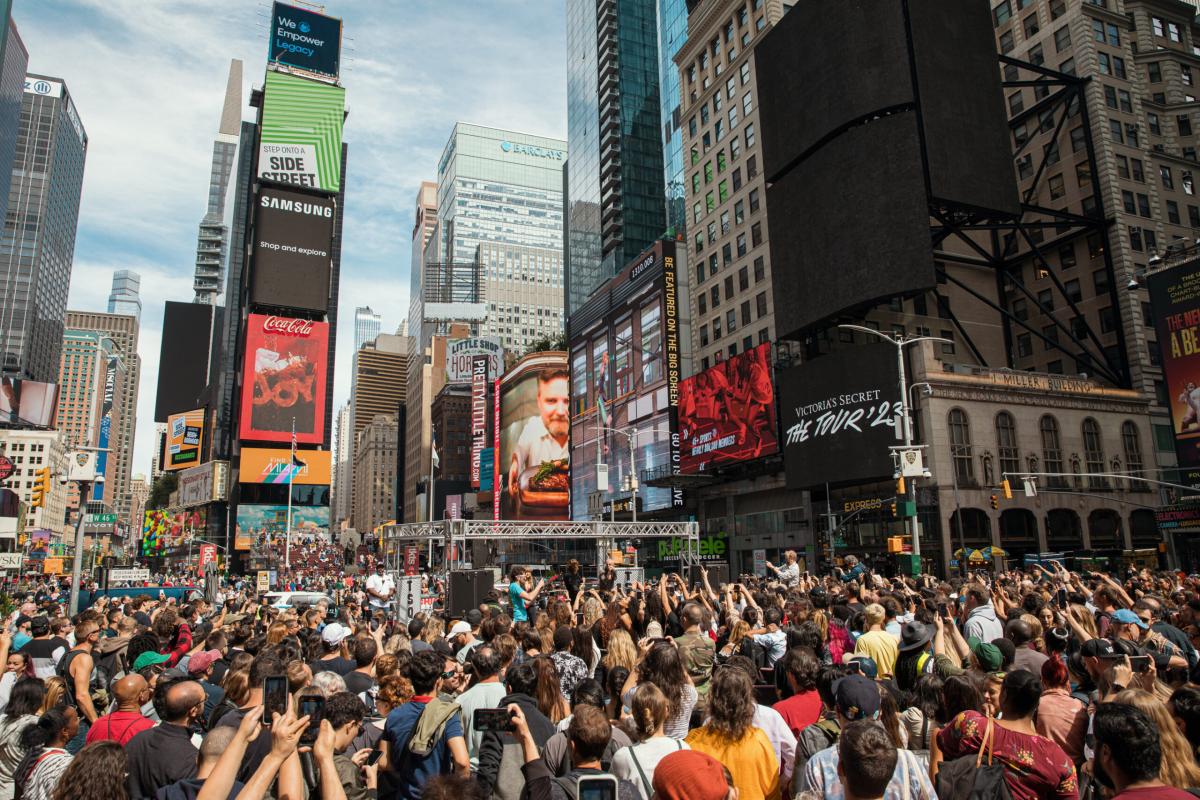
left=239, top=313, right=329, bottom=445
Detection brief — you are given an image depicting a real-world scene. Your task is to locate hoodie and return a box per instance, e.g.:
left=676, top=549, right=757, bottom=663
left=477, top=692, right=557, bottom=800
left=963, top=603, right=1003, bottom=644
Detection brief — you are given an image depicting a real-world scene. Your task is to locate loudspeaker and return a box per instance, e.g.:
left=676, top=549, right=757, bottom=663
left=756, top=0, right=1019, bottom=338
left=447, top=569, right=492, bottom=618
left=688, top=563, right=729, bottom=590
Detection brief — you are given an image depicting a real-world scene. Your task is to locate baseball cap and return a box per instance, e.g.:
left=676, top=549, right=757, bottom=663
left=187, top=649, right=222, bottom=675
left=971, top=640, right=1004, bottom=673
left=1080, top=638, right=1115, bottom=658
left=465, top=609, right=483, bottom=627
left=447, top=621, right=471, bottom=639
left=321, top=622, right=351, bottom=646
left=844, top=654, right=879, bottom=679
left=1112, top=608, right=1148, bottom=630
left=833, top=674, right=881, bottom=721
left=651, top=750, right=730, bottom=800
left=133, top=650, right=171, bottom=671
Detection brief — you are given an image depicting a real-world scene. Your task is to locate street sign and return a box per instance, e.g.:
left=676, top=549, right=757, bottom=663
left=588, top=491, right=603, bottom=517
left=108, top=567, right=150, bottom=583
left=396, top=575, right=423, bottom=622
left=257, top=571, right=271, bottom=591
left=404, top=545, right=419, bottom=576
left=753, top=549, right=767, bottom=576
left=0, top=456, right=13, bottom=483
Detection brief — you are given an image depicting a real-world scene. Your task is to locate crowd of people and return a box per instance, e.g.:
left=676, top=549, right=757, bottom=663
left=0, top=553, right=1198, bottom=799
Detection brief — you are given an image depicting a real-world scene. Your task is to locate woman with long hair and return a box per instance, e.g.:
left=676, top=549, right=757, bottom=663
left=563, top=559, right=583, bottom=603
left=0, top=652, right=33, bottom=711
left=532, top=656, right=569, bottom=724
left=718, top=620, right=752, bottom=661
left=598, top=628, right=638, bottom=691
left=684, top=666, right=780, bottom=800
left=581, top=595, right=604, bottom=632
left=14, top=707, right=77, bottom=800
left=1112, top=689, right=1200, bottom=789
left=0, top=679, right=45, bottom=800
left=901, top=673, right=943, bottom=754
left=597, top=597, right=631, bottom=648
left=606, top=667, right=630, bottom=721
left=264, top=621, right=289, bottom=646
left=622, top=640, right=696, bottom=740
left=50, top=741, right=127, bottom=800
left=611, top=684, right=691, bottom=800
left=38, top=678, right=66, bottom=715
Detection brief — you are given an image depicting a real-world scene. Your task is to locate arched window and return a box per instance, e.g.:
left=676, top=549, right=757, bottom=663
left=995, top=412, right=1019, bottom=480
left=1082, top=418, right=1108, bottom=488
left=1122, top=421, right=1144, bottom=485
left=949, top=409, right=974, bottom=484
left=1041, top=415, right=1066, bottom=488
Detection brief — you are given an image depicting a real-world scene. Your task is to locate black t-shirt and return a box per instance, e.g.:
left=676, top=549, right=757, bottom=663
left=344, top=670, right=374, bottom=696
left=216, top=708, right=271, bottom=782
left=309, top=656, right=356, bottom=676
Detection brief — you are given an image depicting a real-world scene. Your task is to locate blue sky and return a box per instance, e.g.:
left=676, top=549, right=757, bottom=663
left=14, top=0, right=568, bottom=481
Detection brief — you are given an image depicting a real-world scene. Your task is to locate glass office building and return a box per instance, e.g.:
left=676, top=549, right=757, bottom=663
left=0, top=74, right=87, bottom=382
left=565, top=0, right=666, bottom=317
left=658, top=0, right=688, bottom=237
left=434, top=123, right=566, bottom=350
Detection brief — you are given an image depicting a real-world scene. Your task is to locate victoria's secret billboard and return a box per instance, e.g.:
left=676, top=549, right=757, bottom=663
left=239, top=314, right=329, bottom=444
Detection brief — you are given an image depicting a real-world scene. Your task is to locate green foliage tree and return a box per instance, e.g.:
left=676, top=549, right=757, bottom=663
left=523, top=332, right=567, bottom=356
left=147, top=471, right=178, bottom=510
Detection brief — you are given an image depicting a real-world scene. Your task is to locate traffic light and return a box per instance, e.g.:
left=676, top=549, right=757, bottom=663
left=29, top=467, right=51, bottom=508
left=1001, top=479, right=1013, bottom=500
left=990, top=493, right=999, bottom=510
left=896, top=476, right=906, bottom=495
left=890, top=501, right=897, bottom=517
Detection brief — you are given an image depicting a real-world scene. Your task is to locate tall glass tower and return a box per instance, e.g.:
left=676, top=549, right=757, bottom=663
left=565, top=0, right=666, bottom=316
left=0, top=74, right=87, bottom=382
left=106, top=270, right=142, bottom=320
left=192, top=59, right=242, bottom=305
left=657, top=0, right=688, bottom=238
left=354, top=306, right=382, bottom=351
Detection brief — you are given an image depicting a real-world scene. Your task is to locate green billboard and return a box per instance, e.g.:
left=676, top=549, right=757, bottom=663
left=257, top=71, right=345, bottom=194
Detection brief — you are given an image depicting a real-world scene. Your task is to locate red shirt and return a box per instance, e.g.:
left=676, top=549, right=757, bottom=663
left=86, top=710, right=154, bottom=746
left=772, top=690, right=823, bottom=738
left=1113, top=788, right=1196, bottom=800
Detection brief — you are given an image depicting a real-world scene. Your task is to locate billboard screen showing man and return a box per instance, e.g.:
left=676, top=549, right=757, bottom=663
left=499, top=353, right=570, bottom=520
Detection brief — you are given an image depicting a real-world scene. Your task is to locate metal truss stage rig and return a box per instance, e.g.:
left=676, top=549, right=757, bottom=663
left=380, top=520, right=701, bottom=576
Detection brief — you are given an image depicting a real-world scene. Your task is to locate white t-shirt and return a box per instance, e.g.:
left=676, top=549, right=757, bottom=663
left=365, top=573, right=395, bottom=608
left=611, top=736, right=691, bottom=800
left=513, top=416, right=569, bottom=474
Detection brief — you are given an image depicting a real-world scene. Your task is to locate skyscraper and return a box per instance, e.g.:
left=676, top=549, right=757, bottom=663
left=565, top=0, right=667, bottom=315
left=354, top=306, right=382, bottom=351
left=193, top=59, right=242, bottom=305
left=433, top=123, right=567, bottom=351
left=106, top=270, right=141, bottom=320
left=64, top=310, right=140, bottom=524
left=0, top=74, right=87, bottom=382
left=333, top=403, right=352, bottom=525
left=0, top=13, right=27, bottom=229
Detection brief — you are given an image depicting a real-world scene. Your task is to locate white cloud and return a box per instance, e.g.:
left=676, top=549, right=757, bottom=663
left=18, top=0, right=568, bottom=480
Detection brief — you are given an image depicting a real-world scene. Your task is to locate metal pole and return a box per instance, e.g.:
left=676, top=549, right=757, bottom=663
left=826, top=482, right=834, bottom=569
left=896, top=338, right=920, bottom=560
left=951, top=445, right=966, bottom=578
left=68, top=481, right=90, bottom=616
left=428, top=428, right=436, bottom=569
left=629, top=429, right=637, bottom=523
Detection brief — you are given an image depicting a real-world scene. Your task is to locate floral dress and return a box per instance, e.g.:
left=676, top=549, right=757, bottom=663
left=937, top=710, right=1078, bottom=800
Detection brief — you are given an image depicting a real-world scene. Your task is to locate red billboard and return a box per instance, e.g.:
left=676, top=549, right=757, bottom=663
left=239, top=314, right=329, bottom=444
left=678, top=342, right=779, bottom=474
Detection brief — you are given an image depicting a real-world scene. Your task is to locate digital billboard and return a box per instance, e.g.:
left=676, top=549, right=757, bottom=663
left=257, top=71, right=345, bottom=194
left=165, top=408, right=205, bottom=471
left=777, top=343, right=902, bottom=489
left=154, top=301, right=216, bottom=422
left=141, top=508, right=206, bottom=557
left=679, top=343, right=779, bottom=474
left=268, top=2, right=342, bottom=79
left=239, top=314, right=329, bottom=445
left=1149, top=265, right=1200, bottom=484
left=93, top=357, right=118, bottom=499
left=0, top=379, right=58, bottom=428
left=251, top=186, right=335, bottom=313
left=498, top=352, right=570, bottom=520
left=235, top=503, right=330, bottom=550
left=240, top=447, right=331, bottom=485
left=471, top=356, right=489, bottom=488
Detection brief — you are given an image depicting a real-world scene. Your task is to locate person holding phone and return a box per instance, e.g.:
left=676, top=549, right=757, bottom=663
left=507, top=703, right=639, bottom=800
left=319, top=691, right=379, bottom=800
left=509, top=567, right=545, bottom=624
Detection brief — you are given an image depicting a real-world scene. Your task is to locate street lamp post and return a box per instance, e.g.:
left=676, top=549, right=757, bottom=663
left=67, top=474, right=103, bottom=616
left=836, top=326, right=951, bottom=562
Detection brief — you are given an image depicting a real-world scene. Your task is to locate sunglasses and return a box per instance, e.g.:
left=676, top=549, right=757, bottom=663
left=440, top=670, right=458, bottom=680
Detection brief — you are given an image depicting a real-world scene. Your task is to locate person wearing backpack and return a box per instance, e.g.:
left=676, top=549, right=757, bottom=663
left=936, top=670, right=1077, bottom=800
left=381, top=649, right=468, bottom=799
left=797, top=675, right=933, bottom=800
left=56, top=619, right=101, bottom=753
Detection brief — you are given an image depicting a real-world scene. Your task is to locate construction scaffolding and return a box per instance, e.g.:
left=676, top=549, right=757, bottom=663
left=380, top=520, right=701, bottom=578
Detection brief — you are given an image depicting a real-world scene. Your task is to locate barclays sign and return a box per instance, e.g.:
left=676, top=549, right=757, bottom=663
left=500, top=141, right=565, bottom=160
